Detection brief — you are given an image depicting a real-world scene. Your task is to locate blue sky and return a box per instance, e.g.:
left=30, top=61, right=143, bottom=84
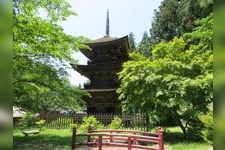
left=61, top=0, right=163, bottom=86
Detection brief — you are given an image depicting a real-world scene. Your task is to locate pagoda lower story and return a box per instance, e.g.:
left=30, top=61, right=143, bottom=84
left=85, top=89, right=120, bottom=113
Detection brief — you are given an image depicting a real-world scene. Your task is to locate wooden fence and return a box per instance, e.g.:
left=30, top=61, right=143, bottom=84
left=39, top=112, right=150, bottom=130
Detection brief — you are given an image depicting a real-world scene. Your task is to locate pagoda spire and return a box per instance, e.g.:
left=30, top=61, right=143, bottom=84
left=106, top=9, right=109, bottom=36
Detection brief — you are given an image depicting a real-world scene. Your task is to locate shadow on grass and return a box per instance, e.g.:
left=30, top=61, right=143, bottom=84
left=164, top=131, right=204, bottom=144
left=13, top=132, right=86, bottom=150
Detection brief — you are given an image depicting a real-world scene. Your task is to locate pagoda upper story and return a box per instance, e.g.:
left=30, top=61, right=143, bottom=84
left=80, top=35, right=129, bottom=65
left=76, top=35, right=130, bottom=89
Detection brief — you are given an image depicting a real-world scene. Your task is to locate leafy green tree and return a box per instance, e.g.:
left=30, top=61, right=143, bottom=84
left=117, top=14, right=213, bottom=137
left=128, top=32, right=136, bottom=50
left=14, top=70, right=89, bottom=113
left=137, top=31, right=152, bottom=57
left=13, top=0, right=89, bottom=112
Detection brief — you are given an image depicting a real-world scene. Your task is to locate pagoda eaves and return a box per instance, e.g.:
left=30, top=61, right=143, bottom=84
left=80, top=35, right=129, bottom=63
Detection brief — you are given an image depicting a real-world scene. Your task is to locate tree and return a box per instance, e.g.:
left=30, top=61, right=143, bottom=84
left=137, top=31, right=152, bottom=57
left=117, top=13, right=213, bottom=137
left=135, top=0, right=213, bottom=59
left=13, top=55, right=90, bottom=113
left=14, top=78, right=89, bottom=113
left=150, top=0, right=213, bottom=46
left=150, top=0, right=180, bottom=43
left=128, top=32, right=136, bottom=50
left=13, top=0, right=89, bottom=112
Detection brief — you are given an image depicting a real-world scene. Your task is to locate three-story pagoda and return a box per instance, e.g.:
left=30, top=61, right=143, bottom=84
left=72, top=10, right=130, bottom=113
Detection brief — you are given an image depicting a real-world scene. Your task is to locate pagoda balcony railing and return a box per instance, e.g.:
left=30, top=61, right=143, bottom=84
left=83, top=82, right=119, bottom=89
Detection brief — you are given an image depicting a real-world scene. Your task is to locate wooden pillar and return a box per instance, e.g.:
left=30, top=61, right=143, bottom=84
left=158, top=127, right=164, bottom=150
left=133, top=132, right=137, bottom=145
left=109, top=131, right=113, bottom=142
left=128, top=137, right=132, bottom=150
left=98, top=135, right=102, bottom=150
left=71, top=127, right=76, bottom=150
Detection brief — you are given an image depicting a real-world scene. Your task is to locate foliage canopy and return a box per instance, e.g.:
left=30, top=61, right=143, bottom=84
left=13, top=0, right=89, bottom=113
left=117, top=13, right=213, bottom=137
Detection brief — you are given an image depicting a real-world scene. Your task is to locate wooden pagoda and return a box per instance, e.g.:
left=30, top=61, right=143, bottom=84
left=72, top=10, right=130, bottom=113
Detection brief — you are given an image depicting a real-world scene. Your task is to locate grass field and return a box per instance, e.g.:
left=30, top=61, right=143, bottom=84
left=163, top=127, right=212, bottom=150
left=13, top=128, right=72, bottom=150
left=13, top=127, right=212, bottom=150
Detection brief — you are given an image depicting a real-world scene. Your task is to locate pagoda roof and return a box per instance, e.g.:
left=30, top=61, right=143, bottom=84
left=92, top=35, right=117, bottom=43
left=80, top=35, right=130, bottom=61
left=87, top=35, right=129, bottom=48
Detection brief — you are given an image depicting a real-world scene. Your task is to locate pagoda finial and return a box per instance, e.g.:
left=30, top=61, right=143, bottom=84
left=106, top=9, right=109, bottom=36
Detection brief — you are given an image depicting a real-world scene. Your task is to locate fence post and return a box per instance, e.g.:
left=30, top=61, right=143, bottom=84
left=71, top=127, right=76, bottom=150
left=158, top=127, right=164, bottom=150
left=87, top=126, right=91, bottom=143
left=146, top=114, right=150, bottom=131
left=98, top=135, right=102, bottom=150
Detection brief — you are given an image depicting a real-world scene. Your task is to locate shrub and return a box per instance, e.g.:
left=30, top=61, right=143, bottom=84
left=35, top=119, right=46, bottom=131
left=50, top=118, right=73, bottom=128
left=108, top=116, right=123, bottom=129
left=69, top=123, right=78, bottom=128
left=79, top=116, right=103, bottom=133
left=198, top=112, right=213, bottom=144
left=18, top=112, right=36, bottom=129
left=186, top=110, right=213, bottom=143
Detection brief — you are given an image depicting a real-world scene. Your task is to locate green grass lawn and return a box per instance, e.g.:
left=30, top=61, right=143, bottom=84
left=13, top=127, right=212, bottom=150
left=13, top=128, right=72, bottom=149
left=163, top=127, right=212, bottom=150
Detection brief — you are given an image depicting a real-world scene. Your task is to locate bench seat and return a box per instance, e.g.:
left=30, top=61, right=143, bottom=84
left=22, top=130, right=40, bottom=136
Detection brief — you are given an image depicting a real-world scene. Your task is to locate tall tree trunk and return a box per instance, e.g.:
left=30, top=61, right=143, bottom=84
left=172, top=108, right=187, bottom=137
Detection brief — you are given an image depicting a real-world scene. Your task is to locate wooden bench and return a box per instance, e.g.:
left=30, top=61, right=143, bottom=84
left=22, top=130, right=40, bottom=136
